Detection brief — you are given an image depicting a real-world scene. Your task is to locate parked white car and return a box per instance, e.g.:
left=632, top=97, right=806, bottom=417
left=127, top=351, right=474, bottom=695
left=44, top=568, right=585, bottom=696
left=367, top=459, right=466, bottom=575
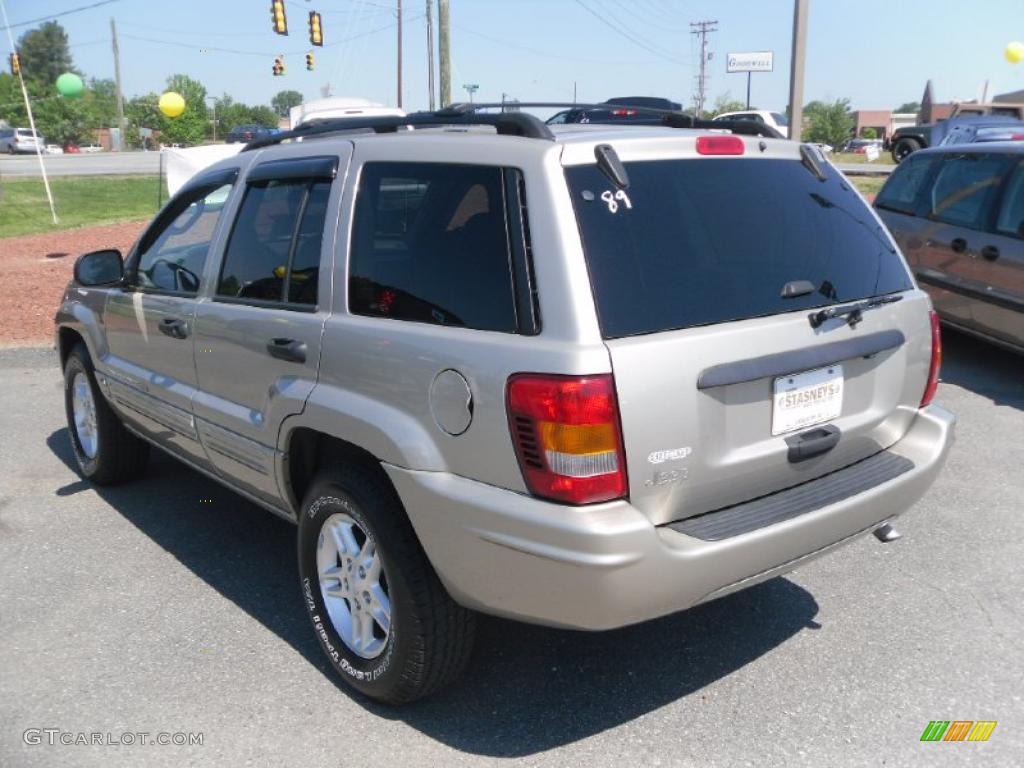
left=45, top=144, right=64, bottom=155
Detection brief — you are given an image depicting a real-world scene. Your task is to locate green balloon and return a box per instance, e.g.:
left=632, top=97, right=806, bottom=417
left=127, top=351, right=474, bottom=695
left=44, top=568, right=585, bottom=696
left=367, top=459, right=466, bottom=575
left=56, top=72, right=84, bottom=98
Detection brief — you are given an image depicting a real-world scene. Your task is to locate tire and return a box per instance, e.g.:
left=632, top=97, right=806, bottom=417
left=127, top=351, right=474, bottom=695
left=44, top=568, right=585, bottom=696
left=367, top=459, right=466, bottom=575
left=892, top=137, right=921, bottom=163
left=63, top=344, right=150, bottom=484
left=297, top=463, right=476, bottom=704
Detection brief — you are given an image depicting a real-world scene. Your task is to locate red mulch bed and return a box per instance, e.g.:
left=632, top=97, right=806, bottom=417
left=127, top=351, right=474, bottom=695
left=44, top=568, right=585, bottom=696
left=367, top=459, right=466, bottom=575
left=0, top=221, right=146, bottom=347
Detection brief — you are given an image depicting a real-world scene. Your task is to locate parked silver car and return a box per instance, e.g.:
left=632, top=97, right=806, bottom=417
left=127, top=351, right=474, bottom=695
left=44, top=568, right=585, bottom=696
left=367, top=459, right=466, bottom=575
left=875, top=142, right=1024, bottom=353
left=0, top=126, right=44, bottom=154
left=55, top=106, right=954, bottom=703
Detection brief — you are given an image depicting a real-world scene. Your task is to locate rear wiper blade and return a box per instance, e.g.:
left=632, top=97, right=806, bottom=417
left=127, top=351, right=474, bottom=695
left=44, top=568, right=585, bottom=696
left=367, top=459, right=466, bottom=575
left=809, top=294, right=904, bottom=329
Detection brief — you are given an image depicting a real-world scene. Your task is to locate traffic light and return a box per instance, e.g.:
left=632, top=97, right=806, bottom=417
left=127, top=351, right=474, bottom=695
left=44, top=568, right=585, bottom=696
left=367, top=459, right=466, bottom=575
left=270, top=0, right=288, bottom=35
left=308, top=11, right=323, bottom=46
left=305, top=52, right=315, bottom=71
left=272, top=55, right=285, bottom=76
left=9, top=52, right=21, bottom=76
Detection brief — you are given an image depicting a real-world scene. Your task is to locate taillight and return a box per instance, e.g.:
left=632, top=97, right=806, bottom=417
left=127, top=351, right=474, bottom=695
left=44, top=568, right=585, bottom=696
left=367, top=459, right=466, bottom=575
left=920, top=311, right=942, bottom=407
left=696, top=135, right=745, bottom=155
left=1010, top=133, right=1024, bottom=140
left=507, top=374, right=628, bottom=505
left=611, top=109, right=637, bottom=117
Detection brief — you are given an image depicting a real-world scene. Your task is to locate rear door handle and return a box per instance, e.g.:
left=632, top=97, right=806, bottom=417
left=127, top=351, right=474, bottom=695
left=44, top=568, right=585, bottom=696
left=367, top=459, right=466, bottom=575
left=785, top=424, right=841, bottom=463
left=266, top=337, right=307, bottom=363
left=950, top=238, right=967, bottom=254
left=158, top=317, right=189, bottom=339
left=981, top=245, right=1000, bottom=261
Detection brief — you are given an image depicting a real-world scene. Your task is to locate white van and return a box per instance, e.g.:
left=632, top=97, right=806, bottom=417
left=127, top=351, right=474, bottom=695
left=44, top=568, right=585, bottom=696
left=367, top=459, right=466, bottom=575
left=288, top=97, right=404, bottom=130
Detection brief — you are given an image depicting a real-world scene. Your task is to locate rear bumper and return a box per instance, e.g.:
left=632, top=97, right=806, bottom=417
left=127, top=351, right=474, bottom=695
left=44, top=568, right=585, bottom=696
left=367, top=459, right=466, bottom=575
left=386, top=405, right=954, bottom=630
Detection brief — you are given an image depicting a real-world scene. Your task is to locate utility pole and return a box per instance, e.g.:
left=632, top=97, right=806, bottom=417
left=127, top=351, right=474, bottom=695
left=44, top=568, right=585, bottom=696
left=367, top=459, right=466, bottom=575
left=438, top=0, right=451, bottom=107
left=426, top=0, right=435, bottom=109
left=110, top=18, right=127, bottom=151
left=788, top=0, right=809, bottom=141
left=690, top=20, right=717, bottom=118
left=396, top=0, right=403, bottom=109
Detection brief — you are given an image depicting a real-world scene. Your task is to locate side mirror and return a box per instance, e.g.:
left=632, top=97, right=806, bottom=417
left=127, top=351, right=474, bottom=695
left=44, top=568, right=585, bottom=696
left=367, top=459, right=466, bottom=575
left=74, top=249, right=124, bottom=286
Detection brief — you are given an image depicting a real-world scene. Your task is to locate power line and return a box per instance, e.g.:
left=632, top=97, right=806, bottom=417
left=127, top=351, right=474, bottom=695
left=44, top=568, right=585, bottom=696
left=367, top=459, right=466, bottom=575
left=453, top=23, right=646, bottom=66
left=2, top=0, right=120, bottom=31
left=572, top=0, right=685, bottom=65
left=589, top=0, right=683, bottom=55
left=120, top=18, right=410, bottom=59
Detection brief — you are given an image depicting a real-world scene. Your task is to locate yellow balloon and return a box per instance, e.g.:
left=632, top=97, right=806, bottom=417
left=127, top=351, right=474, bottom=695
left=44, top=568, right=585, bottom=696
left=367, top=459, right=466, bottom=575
left=159, top=91, right=186, bottom=118
left=1006, top=41, right=1024, bottom=64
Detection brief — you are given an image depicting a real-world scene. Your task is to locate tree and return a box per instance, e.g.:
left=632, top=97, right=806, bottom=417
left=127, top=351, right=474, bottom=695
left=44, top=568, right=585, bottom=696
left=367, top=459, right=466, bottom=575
left=707, top=92, right=746, bottom=118
left=271, top=89, right=303, bottom=117
left=860, top=127, right=877, bottom=139
left=17, top=22, right=75, bottom=85
left=249, top=105, right=279, bottom=128
left=159, top=74, right=209, bottom=146
left=895, top=101, right=920, bottom=115
left=804, top=98, right=854, bottom=150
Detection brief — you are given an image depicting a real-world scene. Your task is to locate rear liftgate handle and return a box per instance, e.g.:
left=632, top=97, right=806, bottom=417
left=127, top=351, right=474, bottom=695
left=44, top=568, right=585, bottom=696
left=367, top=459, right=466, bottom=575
left=785, top=424, right=841, bottom=463
left=266, top=337, right=307, bottom=363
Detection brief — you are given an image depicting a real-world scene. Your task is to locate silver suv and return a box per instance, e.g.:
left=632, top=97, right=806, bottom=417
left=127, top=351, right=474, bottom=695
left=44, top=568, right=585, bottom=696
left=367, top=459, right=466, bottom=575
left=55, top=105, right=955, bottom=704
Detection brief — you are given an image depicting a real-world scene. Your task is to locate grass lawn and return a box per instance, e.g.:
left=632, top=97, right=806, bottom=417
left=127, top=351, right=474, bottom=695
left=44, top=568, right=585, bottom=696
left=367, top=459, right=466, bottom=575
left=0, top=175, right=164, bottom=238
left=832, top=151, right=895, bottom=166
left=849, top=176, right=886, bottom=198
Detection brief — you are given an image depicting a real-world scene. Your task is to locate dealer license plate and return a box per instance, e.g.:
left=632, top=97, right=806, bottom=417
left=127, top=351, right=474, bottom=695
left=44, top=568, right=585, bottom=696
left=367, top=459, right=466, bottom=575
left=772, top=365, right=844, bottom=436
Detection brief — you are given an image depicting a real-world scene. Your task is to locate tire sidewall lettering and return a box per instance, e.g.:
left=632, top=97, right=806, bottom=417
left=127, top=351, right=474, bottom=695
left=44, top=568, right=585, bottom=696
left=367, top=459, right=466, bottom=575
left=301, top=494, right=397, bottom=684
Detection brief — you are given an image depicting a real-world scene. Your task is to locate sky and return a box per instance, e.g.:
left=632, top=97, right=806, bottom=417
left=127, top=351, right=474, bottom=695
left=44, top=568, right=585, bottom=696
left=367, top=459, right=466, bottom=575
left=4, top=0, right=1024, bottom=114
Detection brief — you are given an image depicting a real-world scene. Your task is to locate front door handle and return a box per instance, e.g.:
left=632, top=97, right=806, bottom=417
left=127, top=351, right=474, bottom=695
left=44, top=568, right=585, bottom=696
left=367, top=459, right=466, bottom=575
left=266, top=337, right=307, bottom=363
left=158, top=317, right=189, bottom=339
left=981, top=245, right=1000, bottom=261
left=950, top=238, right=967, bottom=254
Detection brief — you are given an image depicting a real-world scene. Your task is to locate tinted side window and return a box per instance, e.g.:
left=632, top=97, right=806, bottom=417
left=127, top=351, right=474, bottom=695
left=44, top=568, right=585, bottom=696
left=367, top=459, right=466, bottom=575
left=995, top=160, right=1024, bottom=238
left=929, top=154, right=1013, bottom=229
left=135, top=183, right=233, bottom=294
left=349, top=162, right=518, bottom=332
left=217, top=178, right=331, bottom=307
left=875, top=154, right=940, bottom=215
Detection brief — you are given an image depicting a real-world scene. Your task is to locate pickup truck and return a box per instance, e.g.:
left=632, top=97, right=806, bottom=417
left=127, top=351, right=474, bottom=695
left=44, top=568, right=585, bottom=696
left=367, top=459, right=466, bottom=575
left=890, top=102, right=1024, bottom=162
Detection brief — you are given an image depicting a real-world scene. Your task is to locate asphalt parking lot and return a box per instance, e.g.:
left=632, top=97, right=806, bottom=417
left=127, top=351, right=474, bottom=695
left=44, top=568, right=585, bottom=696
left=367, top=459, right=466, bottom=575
left=1, top=331, right=1021, bottom=768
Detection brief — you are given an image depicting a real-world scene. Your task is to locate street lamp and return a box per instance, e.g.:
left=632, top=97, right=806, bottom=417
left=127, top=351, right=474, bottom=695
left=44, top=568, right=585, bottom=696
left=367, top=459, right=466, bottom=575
left=463, top=83, right=479, bottom=103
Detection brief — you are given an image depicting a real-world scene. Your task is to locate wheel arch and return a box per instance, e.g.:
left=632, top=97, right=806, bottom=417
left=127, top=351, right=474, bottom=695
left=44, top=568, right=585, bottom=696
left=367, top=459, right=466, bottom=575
left=281, top=426, right=402, bottom=517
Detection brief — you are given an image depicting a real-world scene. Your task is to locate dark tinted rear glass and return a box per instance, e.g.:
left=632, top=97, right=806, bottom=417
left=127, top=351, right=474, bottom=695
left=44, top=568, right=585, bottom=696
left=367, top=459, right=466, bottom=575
left=567, top=158, right=913, bottom=338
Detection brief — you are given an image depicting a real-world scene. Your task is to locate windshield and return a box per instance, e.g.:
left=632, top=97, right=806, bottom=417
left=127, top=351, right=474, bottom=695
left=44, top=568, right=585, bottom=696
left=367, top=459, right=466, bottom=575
left=16, top=129, right=40, bottom=138
left=566, top=157, right=913, bottom=338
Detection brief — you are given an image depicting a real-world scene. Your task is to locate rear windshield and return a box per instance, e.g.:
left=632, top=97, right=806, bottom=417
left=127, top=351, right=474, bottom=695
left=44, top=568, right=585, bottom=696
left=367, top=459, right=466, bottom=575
left=566, top=157, right=913, bottom=338
left=16, top=129, right=40, bottom=137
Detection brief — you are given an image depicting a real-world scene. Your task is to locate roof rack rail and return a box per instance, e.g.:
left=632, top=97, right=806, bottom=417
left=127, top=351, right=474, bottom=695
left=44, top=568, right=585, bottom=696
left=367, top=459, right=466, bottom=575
left=242, top=109, right=556, bottom=151
left=241, top=102, right=784, bottom=151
